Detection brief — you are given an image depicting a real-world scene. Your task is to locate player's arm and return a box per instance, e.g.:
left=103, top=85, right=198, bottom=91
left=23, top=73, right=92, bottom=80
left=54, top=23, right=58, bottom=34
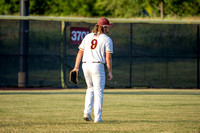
left=74, top=49, right=84, bottom=71
left=106, top=53, right=113, bottom=80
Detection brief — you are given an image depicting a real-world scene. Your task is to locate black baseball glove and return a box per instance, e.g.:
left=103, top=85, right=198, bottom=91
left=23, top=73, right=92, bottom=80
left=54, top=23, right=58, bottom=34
left=69, top=70, right=79, bottom=84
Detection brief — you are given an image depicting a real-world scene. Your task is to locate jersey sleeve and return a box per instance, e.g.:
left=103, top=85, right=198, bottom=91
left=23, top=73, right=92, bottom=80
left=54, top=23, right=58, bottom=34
left=78, top=36, right=85, bottom=51
left=105, top=38, right=113, bottom=53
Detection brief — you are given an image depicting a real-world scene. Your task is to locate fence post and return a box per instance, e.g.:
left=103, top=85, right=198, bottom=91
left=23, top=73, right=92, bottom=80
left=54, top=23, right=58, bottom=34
left=61, top=21, right=67, bottom=88
left=129, top=23, right=133, bottom=88
left=197, top=24, right=200, bottom=89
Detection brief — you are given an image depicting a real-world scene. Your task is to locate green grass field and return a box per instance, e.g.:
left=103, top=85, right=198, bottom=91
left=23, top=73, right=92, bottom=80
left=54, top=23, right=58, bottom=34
left=0, top=89, right=200, bottom=133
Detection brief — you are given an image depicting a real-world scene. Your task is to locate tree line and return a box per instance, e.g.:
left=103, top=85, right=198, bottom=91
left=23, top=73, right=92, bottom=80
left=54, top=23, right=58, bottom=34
left=0, top=0, right=200, bottom=18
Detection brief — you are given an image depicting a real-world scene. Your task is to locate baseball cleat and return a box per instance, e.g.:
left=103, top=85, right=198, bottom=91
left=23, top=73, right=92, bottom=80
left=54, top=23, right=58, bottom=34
left=94, top=120, right=103, bottom=123
left=83, top=114, right=93, bottom=121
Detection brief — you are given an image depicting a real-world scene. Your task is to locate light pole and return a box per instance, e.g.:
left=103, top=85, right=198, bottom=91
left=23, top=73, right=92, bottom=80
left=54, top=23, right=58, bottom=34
left=18, top=0, right=29, bottom=87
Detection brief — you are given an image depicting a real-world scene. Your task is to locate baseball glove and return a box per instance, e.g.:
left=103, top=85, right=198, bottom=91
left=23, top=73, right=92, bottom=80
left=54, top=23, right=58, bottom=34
left=69, top=70, right=79, bottom=84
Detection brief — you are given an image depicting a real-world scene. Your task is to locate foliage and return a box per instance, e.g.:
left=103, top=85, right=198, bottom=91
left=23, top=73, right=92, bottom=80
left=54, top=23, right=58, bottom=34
left=0, top=0, right=199, bottom=18
left=146, top=0, right=200, bottom=17
left=97, top=0, right=146, bottom=18
left=0, top=0, right=20, bottom=15
left=29, top=0, right=52, bottom=15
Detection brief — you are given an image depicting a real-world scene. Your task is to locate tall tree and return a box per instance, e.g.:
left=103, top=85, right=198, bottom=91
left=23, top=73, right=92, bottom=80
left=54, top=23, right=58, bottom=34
left=147, top=0, right=165, bottom=18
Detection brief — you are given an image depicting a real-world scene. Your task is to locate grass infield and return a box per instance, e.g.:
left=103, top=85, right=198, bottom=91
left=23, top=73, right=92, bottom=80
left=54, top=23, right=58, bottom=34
left=0, top=89, right=200, bottom=133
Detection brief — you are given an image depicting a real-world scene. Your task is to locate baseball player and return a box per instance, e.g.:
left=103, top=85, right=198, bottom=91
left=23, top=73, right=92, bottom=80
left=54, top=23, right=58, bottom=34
left=73, top=17, right=113, bottom=123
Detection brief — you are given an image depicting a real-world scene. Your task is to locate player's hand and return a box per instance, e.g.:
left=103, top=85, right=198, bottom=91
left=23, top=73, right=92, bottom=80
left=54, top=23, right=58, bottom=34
left=73, top=67, right=79, bottom=71
left=107, top=72, right=113, bottom=80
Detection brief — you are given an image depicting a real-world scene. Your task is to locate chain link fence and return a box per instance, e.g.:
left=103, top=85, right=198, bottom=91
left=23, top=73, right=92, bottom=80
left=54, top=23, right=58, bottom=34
left=0, top=18, right=199, bottom=88
left=0, top=20, right=61, bottom=87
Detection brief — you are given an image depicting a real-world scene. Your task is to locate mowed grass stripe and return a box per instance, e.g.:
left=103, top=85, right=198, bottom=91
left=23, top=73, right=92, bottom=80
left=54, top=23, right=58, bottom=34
left=0, top=89, right=200, bottom=132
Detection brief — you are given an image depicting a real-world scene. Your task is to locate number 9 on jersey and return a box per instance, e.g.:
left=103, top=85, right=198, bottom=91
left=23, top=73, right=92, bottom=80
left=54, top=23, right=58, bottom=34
left=91, top=39, right=98, bottom=49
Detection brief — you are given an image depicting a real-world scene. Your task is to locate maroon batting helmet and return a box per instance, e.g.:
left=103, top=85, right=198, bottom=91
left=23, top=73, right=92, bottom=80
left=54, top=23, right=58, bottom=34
left=97, top=18, right=112, bottom=26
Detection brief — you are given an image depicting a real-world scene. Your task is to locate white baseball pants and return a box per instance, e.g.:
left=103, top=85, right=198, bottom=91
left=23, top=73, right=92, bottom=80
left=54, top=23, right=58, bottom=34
left=82, top=63, right=105, bottom=121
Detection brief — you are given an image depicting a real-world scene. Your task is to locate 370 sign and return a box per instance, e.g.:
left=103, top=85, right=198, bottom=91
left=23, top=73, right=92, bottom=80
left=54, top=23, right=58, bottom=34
left=70, top=27, right=90, bottom=45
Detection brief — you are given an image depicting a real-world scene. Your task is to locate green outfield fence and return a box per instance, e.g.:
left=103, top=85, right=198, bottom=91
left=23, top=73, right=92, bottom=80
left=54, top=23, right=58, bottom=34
left=0, top=15, right=200, bottom=88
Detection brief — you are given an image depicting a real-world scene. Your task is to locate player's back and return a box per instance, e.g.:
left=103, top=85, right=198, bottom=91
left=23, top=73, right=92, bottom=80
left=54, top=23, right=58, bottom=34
left=80, top=33, right=112, bottom=63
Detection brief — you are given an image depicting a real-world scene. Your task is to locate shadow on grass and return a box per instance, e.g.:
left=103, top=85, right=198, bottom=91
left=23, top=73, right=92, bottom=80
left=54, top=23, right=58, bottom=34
left=0, top=91, right=199, bottom=95
left=105, top=120, right=200, bottom=124
left=0, top=92, right=85, bottom=95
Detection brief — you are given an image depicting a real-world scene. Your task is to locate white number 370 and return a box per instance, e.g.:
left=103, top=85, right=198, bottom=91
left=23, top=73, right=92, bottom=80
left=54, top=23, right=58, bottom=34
left=71, top=31, right=90, bottom=41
